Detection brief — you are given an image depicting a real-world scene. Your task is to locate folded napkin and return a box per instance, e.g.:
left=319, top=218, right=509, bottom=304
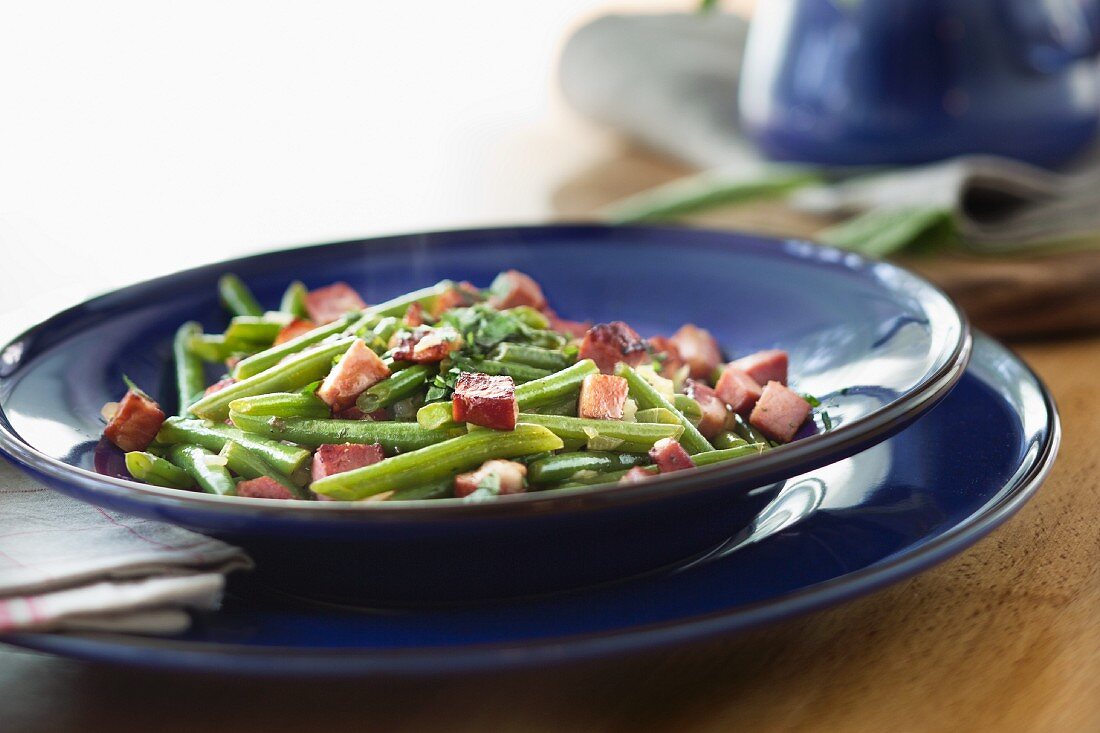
left=0, top=456, right=250, bottom=635
left=560, top=13, right=1100, bottom=255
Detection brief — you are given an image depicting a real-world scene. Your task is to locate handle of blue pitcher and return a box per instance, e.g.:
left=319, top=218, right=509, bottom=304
left=1004, top=0, right=1100, bottom=72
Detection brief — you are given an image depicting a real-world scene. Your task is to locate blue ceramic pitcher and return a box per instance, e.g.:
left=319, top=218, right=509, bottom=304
left=739, top=0, right=1100, bottom=167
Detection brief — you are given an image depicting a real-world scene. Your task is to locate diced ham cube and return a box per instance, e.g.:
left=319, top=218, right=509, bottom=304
left=488, top=270, right=547, bottom=311
left=649, top=438, right=695, bottom=473
left=683, top=380, right=729, bottom=440
left=274, top=318, right=317, bottom=346
left=304, top=282, right=367, bottom=324
left=715, top=365, right=763, bottom=415
left=619, top=466, right=653, bottom=484
left=403, top=302, right=425, bottom=327
left=237, top=476, right=296, bottom=500
left=749, top=381, right=812, bottom=443
left=430, top=281, right=482, bottom=317
left=579, top=322, right=649, bottom=374
left=452, top=373, right=517, bottom=431
left=578, top=374, right=629, bottom=420
left=733, top=349, right=789, bottom=387
left=543, top=308, right=591, bottom=339
left=647, top=336, right=686, bottom=379
left=104, top=389, right=166, bottom=452
left=390, top=326, right=463, bottom=363
left=311, top=442, right=385, bottom=481
left=316, top=339, right=391, bottom=412
left=203, top=377, right=237, bottom=397
left=670, top=324, right=723, bottom=380
left=454, top=459, right=527, bottom=498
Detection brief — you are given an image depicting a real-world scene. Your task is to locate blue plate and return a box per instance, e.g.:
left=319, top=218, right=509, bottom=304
left=0, top=333, right=1058, bottom=673
left=0, top=225, right=969, bottom=602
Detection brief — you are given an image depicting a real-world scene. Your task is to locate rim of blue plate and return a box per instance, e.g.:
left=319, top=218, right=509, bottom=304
left=1, top=335, right=1059, bottom=675
left=0, top=224, right=971, bottom=520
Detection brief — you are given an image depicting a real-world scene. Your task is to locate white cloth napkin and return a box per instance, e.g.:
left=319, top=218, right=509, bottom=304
left=0, top=457, right=251, bottom=635
left=560, top=13, right=1100, bottom=253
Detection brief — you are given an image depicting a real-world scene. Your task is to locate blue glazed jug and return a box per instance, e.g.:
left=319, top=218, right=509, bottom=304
left=738, top=0, right=1100, bottom=167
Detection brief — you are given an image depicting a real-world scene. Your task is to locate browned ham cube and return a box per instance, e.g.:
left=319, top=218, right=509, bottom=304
left=390, top=326, right=463, bottom=363
left=670, top=324, right=723, bottom=379
left=683, top=380, right=729, bottom=439
left=452, top=373, right=518, bottom=431
left=237, top=476, right=296, bottom=500
left=274, top=318, right=316, bottom=346
left=304, top=282, right=367, bottom=324
left=649, top=438, right=695, bottom=473
left=715, top=365, right=763, bottom=415
left=733, top=349, right=789, bottom=386
left=104, top=389, right=166, bottom=452
left=749, top=381, right=812, bottom=443
left=454, top=459, right=527, bottom=498
left=619, top=466, right=653, bottom=484
left=316, top=339, right=390, bottom=412
left=488, top=270, right=547, bottom=311
left=311, top=443, right=385, bottom=481
left=578, top=374, right=629, bottom=420
left=647, top=335, right=685, bottom=378
left=203, top=377, right=237, bottom=397
left=578, top=321, right=648, bottom=374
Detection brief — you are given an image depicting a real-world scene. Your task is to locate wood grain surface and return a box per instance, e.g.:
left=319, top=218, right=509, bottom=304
left=4, top=142, right=1100, bottom=733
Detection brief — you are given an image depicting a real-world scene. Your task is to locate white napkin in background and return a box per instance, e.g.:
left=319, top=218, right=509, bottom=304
left=560, top=13, right=1100, bottom=252
left=0, top=457, right=250, bottom=635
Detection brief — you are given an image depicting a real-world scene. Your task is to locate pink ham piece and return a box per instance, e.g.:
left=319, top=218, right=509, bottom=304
left=311, top=442, right=385, bottom=482
left=403, top=302, right=425, bottom=327
left=237, top=476, right=296, bottom=500
left=452, top=373, right=518, bottom=431
left=715, top=365, right=763, bottom=415
left=390, top=326, right=463, bottom=363
left=316, top=339, right=391, bottom=412
left=619, top=466, right=653, bottom=484
left=454, top=459, right=527, bottom=498
left=488, top=270, right=547, bottom=311
left=430, top=281, right=482, bottom=317
left=304, top=282, right=367, bottom=324
left=203, top=377, right=237, bottom=397
left=647, top=336, right=686, bottom=379
left=579, top=322, right=649, bottom=374
left=274, top=318, right=317, bottom=346
left=104, top=389, right=166, bottom=452
left=649, top=438, right=695, bottom=473
left=670, top=324, right=723, bottom=379
left=578, top=374, right=629, bottom=420
left=543, top=308, right=591, bottom=339
left=733, top=349, right=789, bottom=386
left=750, top=381, right=812, bottom=443
left=683, top=380, right=729, bottom=440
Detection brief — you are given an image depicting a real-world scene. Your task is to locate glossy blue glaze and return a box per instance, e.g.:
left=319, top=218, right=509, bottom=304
left=739, top=0, right=1100, bottom=167
left=0, top=225, right=968, bottom=603
left=0, top=333, right=1059, bottom=674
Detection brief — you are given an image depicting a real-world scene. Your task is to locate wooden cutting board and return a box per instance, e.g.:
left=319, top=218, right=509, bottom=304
left=551, top=145, right=1100, bottom=340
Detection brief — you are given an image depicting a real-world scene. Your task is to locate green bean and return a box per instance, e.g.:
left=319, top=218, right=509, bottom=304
left=452, top=357, right=550, bottom=384
left=387, top=478, right=453, bottom=501
left=356, top=365, right=434, bottom=412
left=156, top=417, right=311, bottom=475
left=229, top=411, right=464, bottom=453
left=218, top=441, right=308, bottom=499
left=218, top=274, right=264, bottom=318
left=224, top=316, right=282, bottom=346
left=527, top=451, right=650, bottom=485
left=228, top=391, right=331, bottom=419
left=416, top=401, right=459, bottom=430
left=166, top=444, right=237, bottom=496
left=280, top=280, right=309, bottom=318
left=526, top=396, right=577, bottom=416
left=363, top=316, right=400, bottom=353
left=732, top=413, right=770, bottom=445
left=188, top=333, right=261, bottom=363
left=124, top=451, right=195, bottom=490
left=489, top=343, right=575, bottom=371
left=691, top=444, right=767, bottom=466
left=517, top=413, right=682, bottom=453
left=635, top=408, right=681, bottom=425
left=672, top=394, right=703, bottom=422
left=503, top=305, right=550, bottom=329
left=552, top=465, right=657, bottom=490
left=615, top=364, right=713, bottom=455
left=190, top=337, right=356, bottom=421
left=369, top=280, right=457, bottom=319
left=712, top=430, right=750, bottom=450
left=311, top=424, right=563, bottom=500
left=231, top=314, right=357, bottom=379
left=514, top=359, right=599, bottom=409
left=173, top=322, right=206, bottom=414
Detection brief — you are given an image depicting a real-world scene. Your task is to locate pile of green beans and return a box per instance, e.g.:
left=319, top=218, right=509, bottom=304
left=117, top=272, right=794, bottom=502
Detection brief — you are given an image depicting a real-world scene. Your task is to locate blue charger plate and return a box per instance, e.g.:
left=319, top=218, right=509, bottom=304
left=0, top=332, right=1058, bottom=673
left=0, top=225, right=969, bottom=603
